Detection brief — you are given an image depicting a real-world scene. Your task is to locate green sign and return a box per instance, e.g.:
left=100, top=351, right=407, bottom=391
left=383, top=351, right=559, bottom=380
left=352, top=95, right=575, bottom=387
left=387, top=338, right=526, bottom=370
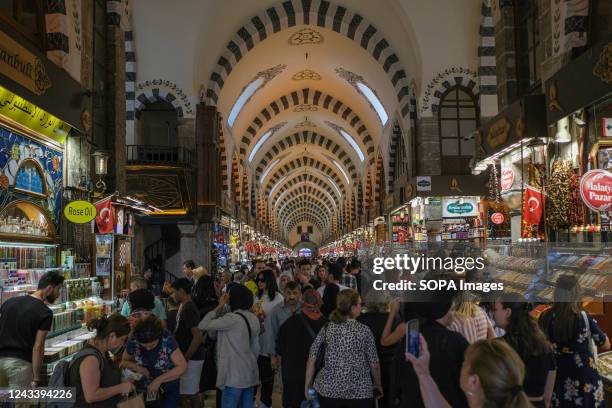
left=64, top=200, right=97, bottom=223
left=428, top=198, right=441, bottom=206
left=446, top=202, right=474, bottom=214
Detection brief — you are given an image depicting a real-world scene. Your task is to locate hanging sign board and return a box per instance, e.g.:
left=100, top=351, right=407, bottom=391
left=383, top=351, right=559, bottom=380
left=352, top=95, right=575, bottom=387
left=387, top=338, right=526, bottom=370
left=64, top=200, right=97, bottom=223
left=491, top=212, right=505, bottom=224
left=0, top=31, right=51, bottom=95
left=603, top=118, right=612, bottom=137
left=580, top=169, right=612, bottom=212
left=500, top=168, right=515, bottom=192
left=442, top=197, right=480, bottom=218
left=416, top=176, right=432, bottom=191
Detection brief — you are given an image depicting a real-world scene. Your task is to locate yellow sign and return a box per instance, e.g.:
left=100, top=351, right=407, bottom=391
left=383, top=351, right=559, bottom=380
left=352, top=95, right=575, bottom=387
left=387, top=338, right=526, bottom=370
left=0, top=30, right=51, bottom=95
left=64, top=200, right=97, bottom=224
left=0, top=85, right=71, bottom=144
left=487, top=116, right=511, bottom=149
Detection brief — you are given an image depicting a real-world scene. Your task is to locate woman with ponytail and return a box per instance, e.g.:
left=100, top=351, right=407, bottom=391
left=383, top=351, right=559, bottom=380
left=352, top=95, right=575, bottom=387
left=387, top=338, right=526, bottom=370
left=69, top=314, right=134, bottom=407
left=305, top=289, right=382, bottom=408
left=493, top=293, right=556, bottom=407
left=407, top=338, right=533, bottom=408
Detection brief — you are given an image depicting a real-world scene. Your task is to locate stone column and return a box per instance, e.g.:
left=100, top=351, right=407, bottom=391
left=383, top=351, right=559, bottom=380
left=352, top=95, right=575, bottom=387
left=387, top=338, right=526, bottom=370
left=177, top=118, right=196, bottom=151
left=416, top=117, right=441, bottom=176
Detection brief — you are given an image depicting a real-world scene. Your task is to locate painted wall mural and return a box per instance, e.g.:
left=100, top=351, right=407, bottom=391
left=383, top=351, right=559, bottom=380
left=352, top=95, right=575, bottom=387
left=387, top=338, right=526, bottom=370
left=0, top=126, right=63, bottom=232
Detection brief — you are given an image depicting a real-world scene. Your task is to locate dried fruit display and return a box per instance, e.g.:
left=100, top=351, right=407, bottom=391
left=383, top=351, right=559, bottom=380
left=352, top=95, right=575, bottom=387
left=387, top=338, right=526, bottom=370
left=546, top=160, right=573, bottom=229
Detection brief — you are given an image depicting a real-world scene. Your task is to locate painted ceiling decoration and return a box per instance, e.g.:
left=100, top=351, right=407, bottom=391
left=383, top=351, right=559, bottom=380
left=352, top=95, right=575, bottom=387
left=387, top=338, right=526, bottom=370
left=203, top=0, right=411, bottom=119
left=292, top=69, right=322, bottom=81
left=288, top=27, right=325, bottom=46
left=293, top=104, right=318, bottom=112
left=294, top=119, right=317, bottom=128
left=239, top=88, right=374, bottom=163
left=227, top=63, right=287, bottom=128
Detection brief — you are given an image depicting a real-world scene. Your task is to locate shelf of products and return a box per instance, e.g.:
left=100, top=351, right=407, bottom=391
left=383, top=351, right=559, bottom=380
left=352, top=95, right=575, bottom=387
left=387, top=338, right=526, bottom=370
left=598, top=351, right=612, bottom=385
left=440, top=218, right=485, bottom=241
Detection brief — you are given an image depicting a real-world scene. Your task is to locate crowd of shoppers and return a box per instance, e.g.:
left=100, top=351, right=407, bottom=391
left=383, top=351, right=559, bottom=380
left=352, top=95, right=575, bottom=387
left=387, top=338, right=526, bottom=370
left=0, top=257, right=609, bottom=408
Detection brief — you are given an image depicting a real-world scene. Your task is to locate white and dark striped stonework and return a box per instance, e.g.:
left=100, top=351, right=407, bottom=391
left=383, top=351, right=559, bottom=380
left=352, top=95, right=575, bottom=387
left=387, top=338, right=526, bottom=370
left=205, top=0, right=411, bottom=118
left=254, top=131, right=358, bottom=183
left=270, top=174, right=342, bottom=209
left=278, top=198, right=333, bottom=229
left=478, top=0, right=497, bottom=97
left=242, top=88, right=375, bottom=164
left=134, top=87, right=185, bottom=119
left=263, top=157, right=346, bottom=195
left=420, top=67, right=479, bottom=116
left=277, top=188, right=336, bottom=218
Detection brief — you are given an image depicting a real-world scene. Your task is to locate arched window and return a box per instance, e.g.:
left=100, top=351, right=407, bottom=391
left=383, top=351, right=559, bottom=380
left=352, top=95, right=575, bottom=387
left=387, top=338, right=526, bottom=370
left=137, top=100, right=178, bottom=146
left=438, top=86, right=479, bottom=175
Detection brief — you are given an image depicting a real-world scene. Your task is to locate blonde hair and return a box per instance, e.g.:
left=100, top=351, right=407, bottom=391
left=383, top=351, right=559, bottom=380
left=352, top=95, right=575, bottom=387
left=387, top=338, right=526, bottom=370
left=465, top=340, right=531, bottom=408
left=193, top=266, right=208, bottom=279
left=453, top=292, right=480, bottom=318
left=330, top=289, right=360, bottom=323
left=130, top=276, right=147, bottom=290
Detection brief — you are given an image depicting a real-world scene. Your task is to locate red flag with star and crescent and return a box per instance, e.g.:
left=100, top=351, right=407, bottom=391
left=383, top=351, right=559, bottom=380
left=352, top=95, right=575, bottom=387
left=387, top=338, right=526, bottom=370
left=95, top=196, right=115, bottom=234
left=522, top=185, right=543, bottom=226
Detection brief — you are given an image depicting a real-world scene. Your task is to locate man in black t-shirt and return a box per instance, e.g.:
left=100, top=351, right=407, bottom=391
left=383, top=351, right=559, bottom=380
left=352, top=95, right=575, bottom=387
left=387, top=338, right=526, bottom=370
left=0, top=271, right=65, bottom=394
left=171, top=278, right=205, bottom=408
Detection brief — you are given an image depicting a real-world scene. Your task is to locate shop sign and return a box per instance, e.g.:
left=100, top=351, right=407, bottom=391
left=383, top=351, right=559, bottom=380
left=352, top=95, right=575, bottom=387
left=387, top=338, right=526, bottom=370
left=603, top=118, right=612, bottom=137
left=64, top=200, right=96, bottom=224
left=580, top=169, right=612, bottom=212
left=442, top=198, right=479, bottom=218
left=486, top=117, right=511, bottom=149
left=0, top=31, right=51, bottom=95
left=416, top=176, right=431, bottom=191
left=491, top=212, right=505, bottom=224
left=501, top=168, right=515, bottom=192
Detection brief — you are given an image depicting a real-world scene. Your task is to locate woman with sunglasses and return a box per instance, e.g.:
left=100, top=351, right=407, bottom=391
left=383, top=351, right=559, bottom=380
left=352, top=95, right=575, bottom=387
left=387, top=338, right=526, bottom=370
left=254, top=269, right=284, bottom=408
left=121, top=316, right=187, bottom=408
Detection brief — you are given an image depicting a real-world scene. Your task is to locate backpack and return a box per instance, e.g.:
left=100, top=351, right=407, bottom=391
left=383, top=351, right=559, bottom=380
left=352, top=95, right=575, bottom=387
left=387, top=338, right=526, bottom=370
left=47, top=347, right=105, bottom=408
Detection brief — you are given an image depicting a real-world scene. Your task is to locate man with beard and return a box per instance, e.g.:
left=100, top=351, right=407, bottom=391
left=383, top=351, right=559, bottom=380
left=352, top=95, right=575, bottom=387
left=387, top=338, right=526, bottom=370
left=0, top=271, right=65, bottom=393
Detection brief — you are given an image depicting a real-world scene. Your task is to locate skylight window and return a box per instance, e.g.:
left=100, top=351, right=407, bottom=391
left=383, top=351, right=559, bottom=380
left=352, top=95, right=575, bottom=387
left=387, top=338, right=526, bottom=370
left=227, top=77, right=265, bottom=128
left=269, top=176, right=286, bottom=196
left=332, top=160, right=350, bottom=185
left=339, top=129, right=365, bottom=162
left=327, top=176, right=343, bottom=198
left=260, top=158, right=280, bottom=183
left=248, top=129, right=273, bottom=163
left=356, top=82, right=388, bottom=126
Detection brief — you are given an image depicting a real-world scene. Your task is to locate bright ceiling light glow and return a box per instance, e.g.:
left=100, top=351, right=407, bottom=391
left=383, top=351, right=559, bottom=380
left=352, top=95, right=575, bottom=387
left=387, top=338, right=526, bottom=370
left=327, top=176, right=343, bottom=198
left=260, top=158, right=280, bottom=183
left=228, top=77, right=265, bottom=128
left=332, top=160, right=350, bottom=185
left=356, top=82, right=388, bottom=126
left=248, top=129, right=273, bottom=162
left=339, top=129, right=365, bottom=162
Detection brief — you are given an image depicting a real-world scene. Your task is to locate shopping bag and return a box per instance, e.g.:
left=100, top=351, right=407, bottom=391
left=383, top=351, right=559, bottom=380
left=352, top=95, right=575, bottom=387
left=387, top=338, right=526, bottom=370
left=116, top=393, right=145, bottom=408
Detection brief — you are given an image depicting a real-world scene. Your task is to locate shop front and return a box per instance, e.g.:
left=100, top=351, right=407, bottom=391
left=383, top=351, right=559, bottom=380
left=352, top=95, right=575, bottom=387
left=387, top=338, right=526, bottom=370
left=474, top=94, right=547, bottom=242
left=544, top=32, right=612, bottom=243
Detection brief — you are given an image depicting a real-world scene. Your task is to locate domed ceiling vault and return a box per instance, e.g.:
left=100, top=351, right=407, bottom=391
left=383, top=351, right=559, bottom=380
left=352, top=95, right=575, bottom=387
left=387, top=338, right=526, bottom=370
left=208, top=0, right=415, bottom=244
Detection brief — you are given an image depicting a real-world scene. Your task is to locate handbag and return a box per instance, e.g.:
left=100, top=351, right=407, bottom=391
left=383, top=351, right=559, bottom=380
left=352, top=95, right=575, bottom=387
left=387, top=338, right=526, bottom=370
left=116, top=393, right=145, bottom=408
left=581, top=311, right=598, bottom=363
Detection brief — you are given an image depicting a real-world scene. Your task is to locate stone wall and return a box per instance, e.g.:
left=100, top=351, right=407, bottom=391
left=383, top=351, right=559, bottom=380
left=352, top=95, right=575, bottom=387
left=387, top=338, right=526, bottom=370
left=415, top=117, right=441, bottom=176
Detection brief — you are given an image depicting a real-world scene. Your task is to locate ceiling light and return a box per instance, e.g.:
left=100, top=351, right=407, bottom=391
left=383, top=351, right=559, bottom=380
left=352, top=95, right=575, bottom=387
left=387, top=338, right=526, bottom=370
left=260, top=159, right=280, bottom=183
left=332, top=160, right=350, bottom=185
left=228, top=77, right=265, bottom=128
left=555, top=117, right=571, bottom=143
left=249, top=129, right=273, bottom=163
left=356, top=82, right=388, bottom=126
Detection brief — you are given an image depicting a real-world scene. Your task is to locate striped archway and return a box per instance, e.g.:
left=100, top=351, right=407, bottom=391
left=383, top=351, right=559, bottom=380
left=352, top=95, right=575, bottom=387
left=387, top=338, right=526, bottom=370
left=263, top=157, right=348, bottom=195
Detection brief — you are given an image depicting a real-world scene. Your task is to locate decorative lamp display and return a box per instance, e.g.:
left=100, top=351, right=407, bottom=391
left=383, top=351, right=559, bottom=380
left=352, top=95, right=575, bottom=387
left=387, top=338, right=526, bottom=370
left=92, top=151, right=108, bottom=176
left=555, top=117, right=572, bottom=143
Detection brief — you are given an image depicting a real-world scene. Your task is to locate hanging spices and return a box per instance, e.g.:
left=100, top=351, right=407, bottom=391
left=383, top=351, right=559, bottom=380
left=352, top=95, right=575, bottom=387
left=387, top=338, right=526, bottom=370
left=568, top=172, right=585, bottom=226
left=488, top=164, right=501, bottom=202
left=546, top=159, right=573, bottom=229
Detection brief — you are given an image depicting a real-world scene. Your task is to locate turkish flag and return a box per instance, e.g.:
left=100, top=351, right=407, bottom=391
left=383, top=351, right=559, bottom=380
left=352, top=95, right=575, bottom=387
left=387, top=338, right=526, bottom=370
left=95, top=197, right=115, bottom=234
left=523, top=185, right=543, bottom=226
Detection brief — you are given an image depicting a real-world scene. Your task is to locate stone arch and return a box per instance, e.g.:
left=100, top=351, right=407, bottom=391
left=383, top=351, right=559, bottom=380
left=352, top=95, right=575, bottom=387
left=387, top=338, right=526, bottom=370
left=279, top=200, right=333, bottom=228
left=375, top=152, right=385, bottom=203
left=420, top=67, right=479, bottom=116
left=241, top=88, right=374, bottom=163
left=287, top=215, right=326, bottom=235
left=133, top=80, right=194, bottom=119
left=277, top=191, right=336, bottom=221
left=205, top=0, right=411, bottom=117
left=231, top=154, right=240, bottom=202
left=263, top=157, right=347, bottom=196
left=254, top=131, right=359, bottom=183
left=270, top=174, right=342, bottom=210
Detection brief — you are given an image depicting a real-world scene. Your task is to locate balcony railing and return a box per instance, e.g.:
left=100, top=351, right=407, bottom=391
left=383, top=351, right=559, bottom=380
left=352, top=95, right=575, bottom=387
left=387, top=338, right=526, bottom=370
left=126, top=145, right=193, bottom=167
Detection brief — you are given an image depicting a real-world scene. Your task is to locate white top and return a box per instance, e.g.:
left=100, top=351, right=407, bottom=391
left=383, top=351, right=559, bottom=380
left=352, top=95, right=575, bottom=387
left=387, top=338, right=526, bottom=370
left=255, top=292, right=284, bottom=317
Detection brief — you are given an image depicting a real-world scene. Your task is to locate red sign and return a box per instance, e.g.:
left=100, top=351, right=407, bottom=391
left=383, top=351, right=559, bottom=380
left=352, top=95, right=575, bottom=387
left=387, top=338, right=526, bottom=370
left=501, top=168, right=515, bottom=192
left=580, top=169, right=612, bottom=212
left=491, top=212, right=505, bottom=224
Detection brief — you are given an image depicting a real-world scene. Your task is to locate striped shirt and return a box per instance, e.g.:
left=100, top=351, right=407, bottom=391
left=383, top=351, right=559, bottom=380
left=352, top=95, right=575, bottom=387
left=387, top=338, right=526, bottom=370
left=449, top=306, right=492, bottom=344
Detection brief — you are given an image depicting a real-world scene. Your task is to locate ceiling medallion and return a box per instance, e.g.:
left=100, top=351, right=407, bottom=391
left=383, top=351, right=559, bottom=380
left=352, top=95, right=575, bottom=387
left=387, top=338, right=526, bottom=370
left=289, top=28, right=324, bottom=46
left=258, top=63, right=288, bottom=82
left=294, top=104, right=318, bottom=112
left=292, top=70, right=322, bottom=81
left=335, top=67, right=363, bottom=85
left=295, top=119, right=317, bottom=128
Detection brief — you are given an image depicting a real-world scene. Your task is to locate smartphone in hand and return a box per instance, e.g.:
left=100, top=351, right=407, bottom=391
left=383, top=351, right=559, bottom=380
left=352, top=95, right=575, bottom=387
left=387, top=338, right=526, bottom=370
left=405, top=319, right=420, bottom=357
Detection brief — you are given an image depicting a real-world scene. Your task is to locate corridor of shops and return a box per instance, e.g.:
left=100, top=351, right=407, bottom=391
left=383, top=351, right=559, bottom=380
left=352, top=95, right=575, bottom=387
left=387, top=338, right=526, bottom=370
left=0, top=0, right=611, bottom=407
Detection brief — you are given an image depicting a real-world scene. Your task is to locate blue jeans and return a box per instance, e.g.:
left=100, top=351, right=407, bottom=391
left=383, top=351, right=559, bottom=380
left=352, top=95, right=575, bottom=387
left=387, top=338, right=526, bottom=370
left=221, top=386, right=255, bottom=408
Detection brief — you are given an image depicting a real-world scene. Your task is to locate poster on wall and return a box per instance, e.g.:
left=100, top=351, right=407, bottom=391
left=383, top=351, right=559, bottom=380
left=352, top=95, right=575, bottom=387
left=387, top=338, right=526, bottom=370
left=95, top=234, right=113, bottom=276
left=0, top=126, right=63, bottom=231
left=442, top=197, right=480, bottom=218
